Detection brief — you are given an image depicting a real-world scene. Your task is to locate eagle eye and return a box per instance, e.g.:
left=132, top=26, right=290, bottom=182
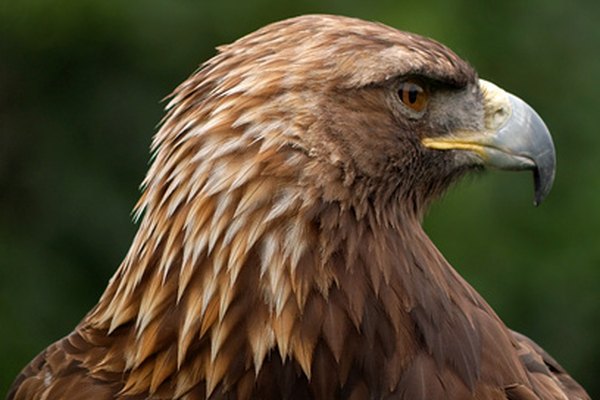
left=398, top=80, right=428, bottom=112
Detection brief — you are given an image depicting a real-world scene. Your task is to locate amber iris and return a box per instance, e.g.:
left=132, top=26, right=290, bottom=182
left=398, top=80, right=428, bottom=112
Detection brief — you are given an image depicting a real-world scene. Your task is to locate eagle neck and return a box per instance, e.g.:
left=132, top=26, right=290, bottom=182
left=321, top=204, right=489, bottom=390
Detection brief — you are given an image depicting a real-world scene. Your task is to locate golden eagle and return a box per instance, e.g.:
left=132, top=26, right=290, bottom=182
left=8, top=14, right=589, bottom=400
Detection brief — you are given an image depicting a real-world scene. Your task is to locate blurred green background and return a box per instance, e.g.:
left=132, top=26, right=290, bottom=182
left=1, top=0, right=598, bottom=397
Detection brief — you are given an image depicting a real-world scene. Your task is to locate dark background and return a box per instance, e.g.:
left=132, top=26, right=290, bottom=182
left=1, top=0, right=599, bottom=397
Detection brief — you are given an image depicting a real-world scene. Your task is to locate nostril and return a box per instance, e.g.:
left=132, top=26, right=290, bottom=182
left=492, top=106, right=510, bottom=126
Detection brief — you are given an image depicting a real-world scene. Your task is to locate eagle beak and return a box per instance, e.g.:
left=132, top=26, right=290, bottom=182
left=422, top=79, right=556, bottom=206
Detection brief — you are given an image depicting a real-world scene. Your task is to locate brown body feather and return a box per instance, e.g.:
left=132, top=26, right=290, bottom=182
left=8, top=15, right=589, bottom=400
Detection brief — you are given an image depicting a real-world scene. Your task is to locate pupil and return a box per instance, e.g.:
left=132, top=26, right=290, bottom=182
left=408, top=88, right=418, bottom=104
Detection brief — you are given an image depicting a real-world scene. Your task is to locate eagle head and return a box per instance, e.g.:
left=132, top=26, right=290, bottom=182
left=144, top=15, right=554, bottom=228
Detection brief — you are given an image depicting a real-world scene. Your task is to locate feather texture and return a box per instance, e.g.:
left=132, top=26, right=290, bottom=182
left=8, top=14, right=589, bottom=400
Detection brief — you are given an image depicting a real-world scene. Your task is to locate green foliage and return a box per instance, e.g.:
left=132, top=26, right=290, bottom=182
left=1, top=0, right=598, bottom=396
